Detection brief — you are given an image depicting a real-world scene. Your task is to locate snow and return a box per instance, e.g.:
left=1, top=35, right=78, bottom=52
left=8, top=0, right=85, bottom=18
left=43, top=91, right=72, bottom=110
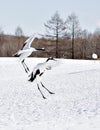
left=0, top=57, right=100, bottom=130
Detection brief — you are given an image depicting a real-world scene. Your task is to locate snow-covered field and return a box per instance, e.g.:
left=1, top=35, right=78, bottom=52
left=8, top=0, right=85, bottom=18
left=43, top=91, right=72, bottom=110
left=0, top=57, right=100, bottom=130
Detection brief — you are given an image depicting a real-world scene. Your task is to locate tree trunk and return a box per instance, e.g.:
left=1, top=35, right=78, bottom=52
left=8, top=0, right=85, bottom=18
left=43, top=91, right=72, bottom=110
left=56, top=31, right=59, bottom=58
left=72, top=24, right=74, bottom=59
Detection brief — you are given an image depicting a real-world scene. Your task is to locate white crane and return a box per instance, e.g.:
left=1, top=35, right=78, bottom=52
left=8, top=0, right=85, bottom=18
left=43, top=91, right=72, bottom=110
left=28, top=57, right=57, bottom=99
left=13, top=34, right=45, bottom=73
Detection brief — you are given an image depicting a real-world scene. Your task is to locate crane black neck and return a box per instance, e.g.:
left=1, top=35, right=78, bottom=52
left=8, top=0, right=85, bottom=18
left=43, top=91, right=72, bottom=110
left=36, top=48, right=45, bottom=51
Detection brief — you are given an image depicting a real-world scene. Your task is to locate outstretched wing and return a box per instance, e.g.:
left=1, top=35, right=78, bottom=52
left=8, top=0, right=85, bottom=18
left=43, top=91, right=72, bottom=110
left=21, top=34, right=35, bottom=50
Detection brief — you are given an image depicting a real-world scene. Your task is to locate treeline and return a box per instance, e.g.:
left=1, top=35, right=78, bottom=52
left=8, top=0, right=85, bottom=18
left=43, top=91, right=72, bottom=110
left=0, top=12, right=100, bottom=59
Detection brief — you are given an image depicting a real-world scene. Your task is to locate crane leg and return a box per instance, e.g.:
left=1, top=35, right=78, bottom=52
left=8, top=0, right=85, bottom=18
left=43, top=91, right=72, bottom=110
left=37, top=84, right=46, bottom=99
left=21, top=60, right=30, bottom=73
left=40, top=82, right=55, bottom=94
left=23, top=61, right=30, bottom=72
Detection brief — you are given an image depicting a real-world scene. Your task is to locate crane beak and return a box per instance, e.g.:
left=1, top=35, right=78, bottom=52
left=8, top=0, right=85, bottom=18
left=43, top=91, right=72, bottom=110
left=41, top=48, right=45, bottom=51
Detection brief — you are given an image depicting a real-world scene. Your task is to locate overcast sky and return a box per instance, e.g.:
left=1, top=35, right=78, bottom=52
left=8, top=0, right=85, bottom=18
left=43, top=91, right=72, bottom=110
left=0, top=0, right=100, bottom=36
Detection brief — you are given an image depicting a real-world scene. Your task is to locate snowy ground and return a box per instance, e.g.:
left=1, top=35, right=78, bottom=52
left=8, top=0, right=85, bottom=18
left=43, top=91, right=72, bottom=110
left=0, top=57, right=100, bottom=130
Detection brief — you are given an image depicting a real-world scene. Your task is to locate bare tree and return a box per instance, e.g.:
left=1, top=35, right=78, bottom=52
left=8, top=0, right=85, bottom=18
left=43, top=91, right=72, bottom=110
left=0, top=27, right=4, bottom=35
left=15, top=26, right=24, bottom=36
left=92, top=28, right=100, bottom=57
left=66, top=13, right=81, bottom=59
left=0, top=27, right=5, bottom=56
left=44, top=11, right=67, bottom=58
left=80, top=29, right=88, bottom=59
left=15, top=26, right=24, bottom=49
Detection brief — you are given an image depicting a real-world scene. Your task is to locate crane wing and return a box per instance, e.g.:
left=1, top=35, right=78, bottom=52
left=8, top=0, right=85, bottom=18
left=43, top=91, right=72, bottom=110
left=21, top=34, right=35, bottom=50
